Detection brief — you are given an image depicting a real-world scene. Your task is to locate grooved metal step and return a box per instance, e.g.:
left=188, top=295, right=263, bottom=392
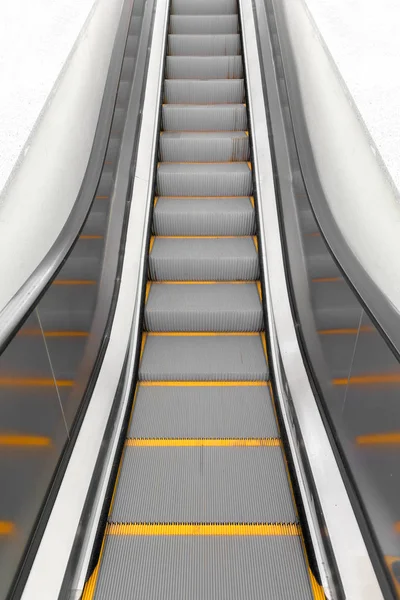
left=139, top=334, right=268, bottom=380
left=162, top=104, right=247, bottom=131
left=149, top=237, right=259, bottom=281
left=164, top=79, right=245, bottom=104
left=93, top=536, right=313, bottom=600
left=111, top=446, right=295, bottom=522
left=145, top=282, right=263, bottom=331
left=166, top=56, right=243, bottom=79
left=171, top=0, right=237, bottom=15
left=160, top=132, right=249, bottom=162
left=168, top=34, right=241, bottom=56
left=129, top=384, right=278, bottom=438
left=157, top=162, right=252, bottom=196
left=153, top=197, right=255, bottom=235
left=170, top=15, right=238, bottom=35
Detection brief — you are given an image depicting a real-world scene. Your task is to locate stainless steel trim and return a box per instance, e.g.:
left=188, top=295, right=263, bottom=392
left=20, top=0, right=170, bottom=597
left=239, top=0, right=384, bottom=598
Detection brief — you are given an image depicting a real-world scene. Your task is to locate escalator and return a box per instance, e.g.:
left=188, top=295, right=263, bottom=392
left=82, top=0, right=324, bottom=598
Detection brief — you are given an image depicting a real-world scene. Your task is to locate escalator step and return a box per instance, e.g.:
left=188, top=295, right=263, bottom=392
left=157, top=162, right=252, bottom=196
left=168, top=33, right=241, bottom=56
left=149, top=237, right=259, bottom=281
left=169, top=15, right=238, bottom=35
left=145, top=282, right=263, bottom=331
left=171, top=0, right=237, bottom=15
left=159, top=132, right=249, bottom=162
left=93, top=535, right=312, bottom=600
left=153, top=197, right=255, bottom=235
left=162, top=104, right=247, bottom=131
left=129, top=384, right=278, bottom=438
left=139, top=334, right=268, bottom=380
left=164, top=79, right=245, bottom=104
left=166, top=56, right=243, bottom=79
left=110, top=446, right=295, bottom=523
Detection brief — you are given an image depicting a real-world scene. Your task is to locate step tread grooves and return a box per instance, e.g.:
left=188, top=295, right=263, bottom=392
left=149, top=237, right=259, bottom=281
left=145, top=282, right=263, bottom=331
left=153, top=197, right=255, bottom=235
left=139, top=335, right=268, bottom=381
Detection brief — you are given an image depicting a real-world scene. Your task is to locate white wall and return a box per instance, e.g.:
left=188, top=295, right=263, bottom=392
left=0, top=0, right=125, bottom=311
left=282, top=0, right=400, bottom=318
left=303, top=0, right=400, bottom=195
left=0, top=0, right=97, bottom=194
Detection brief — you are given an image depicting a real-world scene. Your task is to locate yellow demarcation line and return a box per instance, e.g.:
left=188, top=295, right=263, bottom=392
left=159, top=161, right=252, bottom=166
left=333, top=373, right=400, bottom=386
left=0, top=521, right=15, bottom=535
left=139, top=381, right=268, bottom=387
left=139, top=332, right=147, bottom=362
left=308, top=569, right=326, bottom=600
left=149, top=236, right=156, bottom=252
left=155, top=194, right=251, bottom=199
left=146, top=331, right=260, bottom=337
left=160, top=131, right=251, bottom=135
left=249, top=196, right=255, bottom=207
left=0, top=377, right=73, bottom=387
left=154, top=235, right=253, bottom=239
left=79, top=235, right=104, bottom=240
left=145, top=282, right=152, bottom=303
left=357, top=432, right=400, bottom=446
left=106, top=523, right=302, bottom=536
left=256, top=281, right=262, bottom=303
left=0, top=434, right=51, bottom=447
left=153, top=196, right=159, bottom=207
left=253, top=235, right=258, bottom=252
left=82, top=563, right=100, bottom=600
left=95, top=195, right=109, bottom=200
left=260, top=331, right=268, bottom=363
left=151, top=280, right=258, bottom=284
left=126, top=438, right=281, bottom=447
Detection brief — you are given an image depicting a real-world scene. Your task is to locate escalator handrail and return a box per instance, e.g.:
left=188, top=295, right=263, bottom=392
left=0, top=0, right=134, bottom=356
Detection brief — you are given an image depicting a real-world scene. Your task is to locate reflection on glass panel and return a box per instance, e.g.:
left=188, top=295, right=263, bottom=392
left=341, top=310, right=400, bottom=594
left=0, top=310, right=68, bottom=599
left=293, top=174, right=400, bottom=595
